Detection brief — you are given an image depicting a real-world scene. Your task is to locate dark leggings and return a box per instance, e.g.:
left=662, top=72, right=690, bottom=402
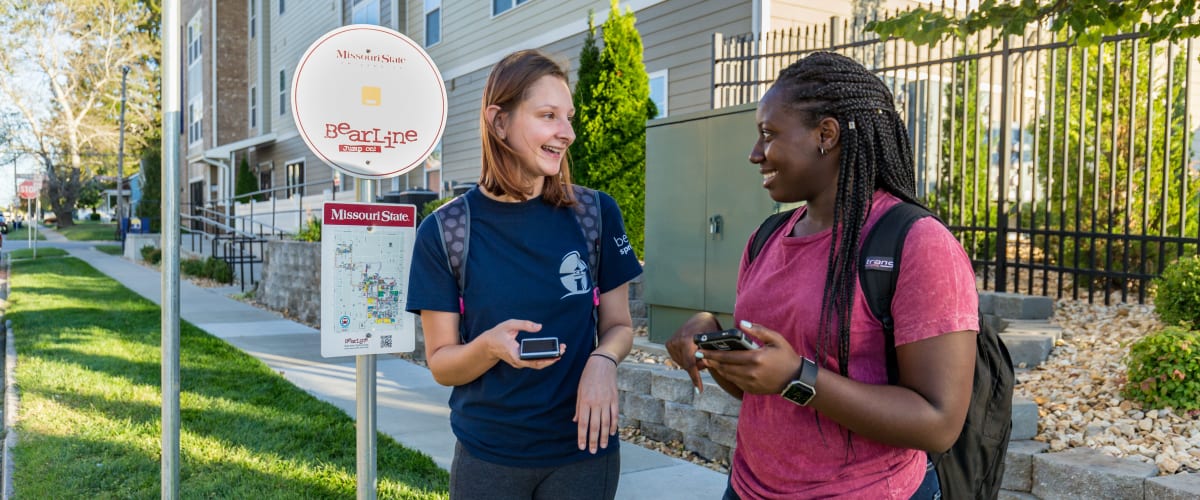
left=450, top=441, right=620, bottom=500
left=721, top=458, right=940, bottom=499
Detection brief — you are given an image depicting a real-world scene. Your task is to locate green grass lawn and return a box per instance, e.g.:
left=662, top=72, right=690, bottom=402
left=5, top=229, right=46, bottom=241
left=94, top=244, right=123, bottom=255
left=7, top=248, right=68, bottom=259
left=54, top=220, right=119, bottom=241
left=6, top=257, right=449, bottom=498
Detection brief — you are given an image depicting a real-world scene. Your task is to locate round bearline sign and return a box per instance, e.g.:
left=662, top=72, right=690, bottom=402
left=292, top=25, right=447, bottom=179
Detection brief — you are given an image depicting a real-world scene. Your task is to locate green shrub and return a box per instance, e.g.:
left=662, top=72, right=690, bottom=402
left=140, top=245, right=161, bottom=265
left=295, top=216, right=321, bottom=242
left=1124, top=326, right=1200, bottom=410
left=420, top=196, right=454, bottom=221
left=204, top=256, right=234, bottom=284
left=89, top=213, right=101, bottom=221
left=180, top=257, right=207, bottom=277
left=1152, top=255, right=1200, bottom=328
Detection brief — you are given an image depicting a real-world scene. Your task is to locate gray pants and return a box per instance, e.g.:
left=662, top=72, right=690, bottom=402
left=450, top=441, right=620, bottom=500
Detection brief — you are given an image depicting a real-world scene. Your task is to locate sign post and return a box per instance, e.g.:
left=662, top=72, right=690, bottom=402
left=18, top=179, right=39, bottom=256
left=291, top=24, right=446, bottom=500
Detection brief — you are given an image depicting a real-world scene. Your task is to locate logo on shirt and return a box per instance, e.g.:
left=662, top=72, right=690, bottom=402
left=613, top=234, right=633, bottom=256
left=559, top=251, right=592, bottom=299
left=864, top=256, right=895, bottom=271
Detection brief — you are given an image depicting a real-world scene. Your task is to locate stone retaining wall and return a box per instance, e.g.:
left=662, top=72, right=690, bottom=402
left=256, top=240, right=321, bottom=326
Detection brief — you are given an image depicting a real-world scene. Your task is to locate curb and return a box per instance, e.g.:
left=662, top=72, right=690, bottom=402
left=2, top=255, right=15, bottom=499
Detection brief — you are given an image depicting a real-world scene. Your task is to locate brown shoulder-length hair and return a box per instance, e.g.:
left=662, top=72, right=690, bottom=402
left=478, top=49, right=576, bottom=206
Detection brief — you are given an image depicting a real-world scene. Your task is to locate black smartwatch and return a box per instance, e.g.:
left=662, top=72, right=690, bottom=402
left=780, top=357, right=818, bottom=406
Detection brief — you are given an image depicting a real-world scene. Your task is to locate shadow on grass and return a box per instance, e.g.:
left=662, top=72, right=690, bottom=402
left=8, top=256, right=449, bottom=498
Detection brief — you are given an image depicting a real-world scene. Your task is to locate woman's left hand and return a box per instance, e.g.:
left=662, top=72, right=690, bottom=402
left=574, top=353, right=620, bottom=454
left=703, top=321, right=803, bottom=395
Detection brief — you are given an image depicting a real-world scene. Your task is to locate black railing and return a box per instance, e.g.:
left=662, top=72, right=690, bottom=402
left=712, top=10, right=1200, bottom=304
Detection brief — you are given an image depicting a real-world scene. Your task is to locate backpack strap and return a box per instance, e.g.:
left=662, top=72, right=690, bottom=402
left=748, top=208, right=798, bottom=264
left=432, top=195, right=470, bottom=342
left=571, top=185, right=603, bottom=348
left=857, top=201, right=937, bottom=384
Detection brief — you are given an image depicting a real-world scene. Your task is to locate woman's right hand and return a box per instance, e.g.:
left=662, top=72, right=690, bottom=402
left=665, top=312, right=722, bottom=392
left=481, top=319, right=566, bottom=369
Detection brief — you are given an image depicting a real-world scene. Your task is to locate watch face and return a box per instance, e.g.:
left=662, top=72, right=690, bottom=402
left=782, top=380, right=815, bottom=406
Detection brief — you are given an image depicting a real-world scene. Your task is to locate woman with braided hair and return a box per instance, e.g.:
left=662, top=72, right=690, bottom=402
left=666, top=51, right=978, bottom=499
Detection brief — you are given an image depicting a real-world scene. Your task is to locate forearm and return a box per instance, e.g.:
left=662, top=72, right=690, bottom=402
left=427, top=338, right=501, bottom=386
left=592, top=323, right=632, bottom=362
left=809, top=371, right=962, bottom=452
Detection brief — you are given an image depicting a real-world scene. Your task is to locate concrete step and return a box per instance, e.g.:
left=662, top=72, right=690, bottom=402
left=981, top=292, right=1055, bottom=320
left=1011, top=398, right=1039, bottom=441
left=1004, top=319, right=1063, bottom=343
left=1032, top=447, right=1158, bottom=499
left=1004, top=440, right=1051, bottom=492
left=1000, top=332, right=1055, bottom=369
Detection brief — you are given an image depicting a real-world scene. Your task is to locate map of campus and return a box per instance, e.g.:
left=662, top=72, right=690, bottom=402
left=331, top=239, right=407, bottom=333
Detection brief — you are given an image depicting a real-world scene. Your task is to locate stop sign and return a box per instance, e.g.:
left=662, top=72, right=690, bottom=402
left=18, top=180, right=37, bottom=200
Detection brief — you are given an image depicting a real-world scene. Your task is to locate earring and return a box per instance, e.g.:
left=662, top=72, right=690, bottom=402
left=819, top=146, right=827, bottom=156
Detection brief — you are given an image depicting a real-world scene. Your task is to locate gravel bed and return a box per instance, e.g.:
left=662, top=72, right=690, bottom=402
left=1017, top=299, right=1200, bottom=475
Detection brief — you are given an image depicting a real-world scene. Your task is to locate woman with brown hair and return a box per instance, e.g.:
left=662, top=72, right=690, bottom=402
left=406, top=50, right=642, bottom=499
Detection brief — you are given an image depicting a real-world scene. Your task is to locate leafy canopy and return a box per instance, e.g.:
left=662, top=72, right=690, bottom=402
left=867, top=0, right=1200, bottom=47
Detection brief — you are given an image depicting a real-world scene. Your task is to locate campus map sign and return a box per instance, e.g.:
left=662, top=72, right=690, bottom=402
left=320, top=202, right=417, bottom=357
left=291, top=24, right=447, bottom=179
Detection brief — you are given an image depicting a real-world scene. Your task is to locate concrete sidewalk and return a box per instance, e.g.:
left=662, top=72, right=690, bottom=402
left=35, top=230, right=727, bottom=498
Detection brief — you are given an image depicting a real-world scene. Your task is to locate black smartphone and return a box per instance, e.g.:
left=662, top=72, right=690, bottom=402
left=519, top=337, right=562, bottom=360
left=693, top=329, right=759, bottom=351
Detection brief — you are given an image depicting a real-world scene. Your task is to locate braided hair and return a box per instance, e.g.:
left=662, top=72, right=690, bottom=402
left=772, top=52, right=921, bottom=377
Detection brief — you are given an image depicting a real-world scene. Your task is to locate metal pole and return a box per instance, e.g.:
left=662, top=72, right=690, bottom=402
left=354, top=177, right=377, bottom=500
left=118, top=65, right=129, bottom=252
left=161, top=0, right=182, bottom=498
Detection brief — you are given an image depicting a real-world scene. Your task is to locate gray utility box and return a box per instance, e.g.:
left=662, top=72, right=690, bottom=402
left=644, top=103, right=784, bottom=343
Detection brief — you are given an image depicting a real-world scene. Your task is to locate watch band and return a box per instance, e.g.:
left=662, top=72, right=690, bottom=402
left=780, top=357, right=818, bottom=406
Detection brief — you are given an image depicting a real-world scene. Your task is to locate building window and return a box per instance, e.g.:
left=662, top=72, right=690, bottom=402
left=249, top=0, right=257, bottom=38
left=188, top=99, right=203, bottom=144
left=648, top=70, right=668, bottom=119
left=352, top=0, right=380, bottom=25
left=249, top=85, right=257, bottom=128
left=187, top=17, right=202, bottom=65
left=279, top=69, right=287, bottom=115
left=492, top=0, right=530, bottom=16
left=279, top=0, right=285, bottom=15
left=258, top=163, right=273, bottom=200
left=425, top=0, right=441, bottom=46
left=285, top=160, right=304, bottom=198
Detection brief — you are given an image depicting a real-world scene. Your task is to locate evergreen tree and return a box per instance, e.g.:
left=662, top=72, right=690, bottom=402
left=235, top=156, right=262, bottom=202
left=570, top=11, right=601, bottom=188
left=572, top=0, right=653, bottom=256
left=135, top=131, right=161, bottom=232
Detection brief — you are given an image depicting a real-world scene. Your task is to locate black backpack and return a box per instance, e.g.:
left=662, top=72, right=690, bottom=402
left=432, top=185, right=604, bottom=346
left=748, top=202, right=1015, bottom=500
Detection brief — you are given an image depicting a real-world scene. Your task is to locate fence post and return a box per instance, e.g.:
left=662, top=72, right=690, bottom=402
left=712, top=32, right=723, bottom=108
left=995, top=36, right=1011, bottom=292
left=829, top=16, right=840, bottom=47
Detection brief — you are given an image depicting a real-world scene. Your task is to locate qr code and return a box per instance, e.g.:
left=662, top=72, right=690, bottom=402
left=380, top=335, right=393, bottom=348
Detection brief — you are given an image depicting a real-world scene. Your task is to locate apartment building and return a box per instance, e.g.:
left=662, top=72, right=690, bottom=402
left=179, top=0, right=926, bottom=222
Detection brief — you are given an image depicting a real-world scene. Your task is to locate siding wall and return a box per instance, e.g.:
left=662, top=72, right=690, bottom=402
left=257, top=0, right=343, bottom=197
left=430, top=0, right=752, bottom=186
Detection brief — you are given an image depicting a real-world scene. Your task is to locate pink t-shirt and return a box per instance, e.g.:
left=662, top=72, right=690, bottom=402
left=730, top=190, right=979, bottom=499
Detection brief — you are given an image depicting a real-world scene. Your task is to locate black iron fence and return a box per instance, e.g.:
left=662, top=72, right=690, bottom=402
left=713, top=11, right=1200, bottom=304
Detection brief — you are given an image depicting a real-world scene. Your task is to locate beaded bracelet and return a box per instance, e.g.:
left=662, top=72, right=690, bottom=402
left=590, top=352, right=619, bottom=367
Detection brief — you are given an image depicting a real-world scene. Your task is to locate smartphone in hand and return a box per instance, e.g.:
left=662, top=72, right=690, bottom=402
left=519, top=337, right=562, bottom=360
left=693, top=329, right=759, bottom=351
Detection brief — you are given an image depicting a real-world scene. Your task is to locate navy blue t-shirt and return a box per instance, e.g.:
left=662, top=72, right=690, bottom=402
left=405, top=186, right=643, bottom=467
